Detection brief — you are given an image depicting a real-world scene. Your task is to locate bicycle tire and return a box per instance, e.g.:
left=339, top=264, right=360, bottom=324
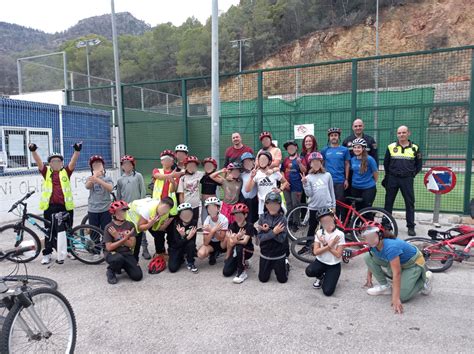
left=286, top=205, right=310, bottom=241
left=406, top=237, right=454, bottom=272
left=0, top=287, right=76, bottom=353
left=68, top=224, right=105, bottom=265
left=290, top=237, right=315, bottom=263
left=0, top=224, right=42, bottom=263
left=0, top=275, right=58, bottom=309
left=80, top=214, right=89, bottom=225
left=350, top=207, right=398, bottom=242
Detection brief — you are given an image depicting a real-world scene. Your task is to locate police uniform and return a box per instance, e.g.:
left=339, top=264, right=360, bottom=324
left=383, top=140, right=422, bottom=231
left=342, top=133, right=378, bottom=166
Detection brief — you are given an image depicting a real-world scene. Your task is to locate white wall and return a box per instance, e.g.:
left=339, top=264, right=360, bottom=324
left=8, top=91, right=65, bottom=106
left=0, top=169, right=120, bottom=224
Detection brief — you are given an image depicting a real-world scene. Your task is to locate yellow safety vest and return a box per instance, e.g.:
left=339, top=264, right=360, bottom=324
left=152, top=169, right=178, bottom=215
left=387, top=142, right=419, bottom=160
left=126, top=198, right=170, bottom=232
left=39, top=167, right=74, bottom=211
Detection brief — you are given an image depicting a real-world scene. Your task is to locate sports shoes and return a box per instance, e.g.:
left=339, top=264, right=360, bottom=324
left=297, top=245, right=310, bottom=255
left=421, top=271, right=433, bottom=295
left=55, top=259, right=64, bottom=265
left=367, top=284, right=392, bottom=296
left=41, top=254, right=51, bottom=265
left=233, top=271, right=248, bottom=284
left=209, top=253, right=217, bottom=265
left=408, top=228, right=416, bottom=236
left=106, top=268, right=118, bottom=285
left=142, top=246, right=151, bottom=260
left=313, top=277, right=323, bottom=289
left=187, top=263, right=199, bottom=273
left=285, top=258, right=290, bottom=274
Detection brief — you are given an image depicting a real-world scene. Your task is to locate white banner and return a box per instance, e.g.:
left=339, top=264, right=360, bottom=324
left=294, top=124, right=314, bottom=139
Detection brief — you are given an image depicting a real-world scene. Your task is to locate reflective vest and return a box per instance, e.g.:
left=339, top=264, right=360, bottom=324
left=39, top=167, right=74, bottom=211
left=126, top=197, right=170, bottom=232
left=152, top=169, right=178, bottom=215
left=387, top=141, right=420, bottom=177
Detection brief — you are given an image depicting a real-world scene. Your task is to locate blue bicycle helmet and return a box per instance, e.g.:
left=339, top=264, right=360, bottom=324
left=240, top=152, right=255, bottom=162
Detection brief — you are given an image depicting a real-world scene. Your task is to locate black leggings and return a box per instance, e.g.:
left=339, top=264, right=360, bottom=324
left=168, top=239, right=197, bottom=273
left=133, top=232, right=143, bottom=262
left=305, top=258, right=341, bottom=296
left=223, top=245, right=253, bottom=277
left=258, top=257, right=288, bottom=283
left=350, top=187, right=376, bottom=211
left=106, top=252, right=143, bottom=281
left=149, top=218, right=176, bottom=254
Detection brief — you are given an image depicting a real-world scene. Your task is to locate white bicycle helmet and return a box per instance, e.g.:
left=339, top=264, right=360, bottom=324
left=204, top=197, right=221, bottom=207
left=177, top=202, right=193, bottom=212
left=352, top=138, right=367, bottom=148
left=175, top=144, right=189, bottom=153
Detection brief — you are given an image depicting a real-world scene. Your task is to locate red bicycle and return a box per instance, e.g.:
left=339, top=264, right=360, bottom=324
left=406, top=226, right=474, bottom=272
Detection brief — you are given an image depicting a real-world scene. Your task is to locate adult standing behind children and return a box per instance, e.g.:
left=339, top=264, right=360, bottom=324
left=224, top=132, right=254, bottom=167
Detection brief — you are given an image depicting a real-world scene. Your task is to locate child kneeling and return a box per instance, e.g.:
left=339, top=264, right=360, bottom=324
left=104, top=201, right=143, bottom=284
left=305, top=211, right=344, bottom=296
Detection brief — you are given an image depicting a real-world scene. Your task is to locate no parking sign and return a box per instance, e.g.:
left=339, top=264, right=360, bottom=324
left=424, top=167, right=457, bottom=195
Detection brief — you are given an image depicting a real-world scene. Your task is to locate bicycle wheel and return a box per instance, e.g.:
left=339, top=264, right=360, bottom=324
left=0, top=287, right=76, bottom=353
left=80, top=214, right=89, bottom=225
left=350, top=207, right=398, bottom=242
left=0, top=276, right=58, bottom=309
left=406, top=237, right=454, bottom=272
left=290, top=237, right=315, bottom=263
left=0, top=224, right=42, bottom=263
left=286, top=206, right=310, bottom=241
left=68, top=224, right=105, bottom=264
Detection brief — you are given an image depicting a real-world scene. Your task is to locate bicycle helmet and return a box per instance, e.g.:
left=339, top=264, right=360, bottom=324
left=283, top=140, right=298, bottom=149
left=240, top=152, right=255, bottom=162
left=257, top=151, right=273, bottom=164
left=316, top=208, right=334, bottom=220
left=327, top=127, right=342, bottom=136
left=89, top=155, right=105, bottom=168
left=259, top=131, right=272, bottom=141
left=265, top=191, right=282, bottom=204
left=352, top=138, right=367, bottom=148
left=47, top=152, right=64, bottom=163
left=120, top=155, right=135, bottom=166
left=148, top=255, right=167, bottom=274
left=184, top=156, right=200, bottom=165
left=160, top=150, right=175, bottom=159
left=202, top=157, right=217, bottom=168
left=109, top=200, right=129, bottom=214
left=177, top=202, right=193, bottom=213
left=360, top=221, right=385, bottom=238
left=231, top=203, right=249, bottom=214
left=308, top=152, right=324, bottom=162
left=227, top=162, right=242, bottom=170
left=205, top=197, right=221, bottom=207
left=175, top=144, right=189, bottom=153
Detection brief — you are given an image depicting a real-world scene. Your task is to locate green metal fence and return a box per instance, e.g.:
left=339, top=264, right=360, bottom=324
left=66, top=45, right=474, bottom=215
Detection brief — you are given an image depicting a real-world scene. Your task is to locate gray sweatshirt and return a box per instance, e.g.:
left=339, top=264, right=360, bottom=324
left=303, top=172, right=336, bottom=210
left=116, top=172, right=146, bottom=203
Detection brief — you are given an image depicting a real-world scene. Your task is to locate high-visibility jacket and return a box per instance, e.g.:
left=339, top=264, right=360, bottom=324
left=126, top=197, right=170, bottom=232
left=152, top=169, right=178, bottom=215
left=39, top=167, right=74, bottom=211
left=384, top=141, right=422, bottom=177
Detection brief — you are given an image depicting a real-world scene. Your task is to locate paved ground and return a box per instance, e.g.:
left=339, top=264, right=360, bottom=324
left=0, top=207, right=473, bottom=353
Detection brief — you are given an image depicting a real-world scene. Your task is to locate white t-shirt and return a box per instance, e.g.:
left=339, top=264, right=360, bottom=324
left=203, top=214, right=229, bottom=242
left=177, top=171, right=205, bottom=208
left=315, top=228, right=345, bottom=265
left=253, top=170, right=282, bottom=214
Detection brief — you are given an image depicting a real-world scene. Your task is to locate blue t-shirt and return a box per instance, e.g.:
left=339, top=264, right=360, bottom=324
left=370, top=238, right=417, bottom=264
left=281, top=158, right=303, bottom=192
left=350, top=156, right=378, bottom=189
left=321, top=146, right=351, bottom=184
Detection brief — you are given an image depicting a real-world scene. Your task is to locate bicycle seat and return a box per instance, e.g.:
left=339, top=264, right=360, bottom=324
left=345, top=196, right=364, bottom=203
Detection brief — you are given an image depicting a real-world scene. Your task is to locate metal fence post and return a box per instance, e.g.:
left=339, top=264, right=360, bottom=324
left=464, top=49, right=474, bottom=215
left=257, top=70, right=264, bottom=147
left=351, top=59, right=358, bottom=121
left=182, top=79, right=189, bottom=145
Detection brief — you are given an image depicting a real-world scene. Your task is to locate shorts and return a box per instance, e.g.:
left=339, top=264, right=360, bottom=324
left=210, top=241, right=226, bottom=254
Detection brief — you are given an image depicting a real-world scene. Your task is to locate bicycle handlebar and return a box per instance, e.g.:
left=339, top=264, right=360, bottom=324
left=0, top=245, right=36, bottom=260
left=8, top=191, right=35, bottom=213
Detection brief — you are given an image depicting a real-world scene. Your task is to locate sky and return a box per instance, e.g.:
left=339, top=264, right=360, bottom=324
left=0, top=0, right=240, bottom=33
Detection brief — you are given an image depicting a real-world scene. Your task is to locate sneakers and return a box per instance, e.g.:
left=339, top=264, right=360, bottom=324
left=41, top=254, right=51, bottom=265
left=367, top=284, right=392, bottom=296
left=297, top=246, right=310, bottom=255
left=187, top=263, right=199, bottom=273
left=313, top=277, right=323, bottom=289
left=209, top=253, right=217, bottom=265
left=106, top=268, right=118, bottom=285
left=55, top=259, right=64, bottom=265
left=285, top=258, right=290, bottom=274
left=142, top=246, right=151, bottom=260
left=408, top=228, right=416, bottom=236
left=421, top=271, right=433, bottom=295
left=233, top=271, right=248, bottom=284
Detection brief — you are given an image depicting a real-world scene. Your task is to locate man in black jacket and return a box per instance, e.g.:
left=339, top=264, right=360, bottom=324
left=342, top=118, right=378, bottom=165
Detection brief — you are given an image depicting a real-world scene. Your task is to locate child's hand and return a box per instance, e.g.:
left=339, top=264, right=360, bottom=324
left=93, top=170, right=104, bottom=178
left=203, top=224, right=211, bottom=233
left=250, top=168, right=257, bottom=178
left=317, top=234, right=327, bottom=246
left=212, top=222, right=223, bottom=233
left=122, top=230, right=132, bottom=241
left=237, top=228, right=246, bottom=239
left=265, top=169, right=274, bottom=176
left=188, top=226, right=197, bottom=238
left=300, top=173, right=307, bottom=185
left=273, top=222, right=286, bottom=235
left=257, top=223, right=270, bottom=232
left=107, top=226, right=118, bottom=238
left=176, top=225, right=186, bottom=237
left=328, top=235, right=340, bottom=248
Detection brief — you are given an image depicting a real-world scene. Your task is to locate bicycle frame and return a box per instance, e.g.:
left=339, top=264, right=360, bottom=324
left=341, top=241, right=370, bottom=263
left=335, top=200, right=371, bottom=233
left=424, top=233, right=474, bottom=262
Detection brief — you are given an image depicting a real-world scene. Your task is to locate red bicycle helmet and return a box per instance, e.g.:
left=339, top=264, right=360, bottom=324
left=120, top=155, right=135, bottom=166
left=89, top=155, right=105, bottom=168
left=160, top=150, right=175, bottom=159
left=184, top=156, right=200, bottom=165
left=231, top=203, right=249, bottom=214
left=148, top=255, right=167, bottom=274
left=202, top=157, right=217, bottom=168
left=308, top=152, right=324, bottom=162
left=108, top=200, right=129, bottom=214
left=259, top=131, right=272, bottom=141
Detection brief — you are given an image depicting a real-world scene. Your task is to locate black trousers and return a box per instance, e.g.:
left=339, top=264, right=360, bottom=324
left=350, top=186, right=377, bottom=211
left=305, top=258, right=341, bottom=296
left=191, top=207, right=200, bottom=224
left=149, top=218, right=175, bottom=254
left=133, top=232, right=144, bottom=262
left=384, top=175, right=415, bottom=228
left=43, top=204, right=74, bottom=256
left=333, top=183, right=347, bottom=221
left=168, top=239, right=197, bottom=273
left=243, top=196, right=259, bottom=224
left=106, top=252, right=143, bottom=281
left=223, top=245, right=253, bottom=277
left=88, top=211, right=111, bottom=231
left=258, top=257, right=288, bottom=283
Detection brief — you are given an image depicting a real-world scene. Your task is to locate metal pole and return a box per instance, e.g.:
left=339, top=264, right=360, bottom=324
left=211, top=0, right=220, bottom=166
left=70, top=72, right=75, bottom=102
left=110, top=81, right=115, bottom=107
left=17, top=59, right=22, bottom=94
left=86, top=43, right=92, bottom=104
left=239, top=40, right=242, bottom=73
left=373, top=0, right=379, bottom=142
left=111, top=0, right=125, bottom=156
left=432, top=194, right=441, bottom=227
left=140, top=87, right=145, bottom=111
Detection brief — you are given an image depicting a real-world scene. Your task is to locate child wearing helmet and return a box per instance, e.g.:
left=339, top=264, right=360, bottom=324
left=223, top=203, right=255, bottom=284
left=281, top=140, right=307, bottom=216
left=240, top=152, right=259, bottom=224
left=305, top=210, right=345, bottom=296
left=175, top=144, right=189, bottom=171
left=210, top=163, right=242, bottom=224
left=104, top=200, right=143, bottom=285
left=197, top=197, right=229, bottom=266
left=177, top=156, right=205, bottom=223
left=168, top=203, right=199, bottom=274
left=257, top=191, right=289, bottom=284
left=258, top=131, right=282, bottom=169
left=85, top=155, right=114, bottom=230
left=350, top=138, right=378, bottom=211
left=200, top=157, right=220, bottom=224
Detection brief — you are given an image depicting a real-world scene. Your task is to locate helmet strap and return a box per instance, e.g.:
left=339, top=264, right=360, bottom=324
left=112, top=215, right=125, bottom=222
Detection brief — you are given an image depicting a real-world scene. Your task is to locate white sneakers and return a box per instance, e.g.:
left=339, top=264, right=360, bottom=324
left=233, top=271, right=248, bottom=284
left=41, top=254, right=51, bottom=265
left=367, top=284, right=392, bottom=296
left=421, top=271, right=434, bottom=295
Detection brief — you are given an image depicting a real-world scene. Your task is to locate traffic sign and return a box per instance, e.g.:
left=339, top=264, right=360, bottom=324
left=424, top=166, right=457, bottom=195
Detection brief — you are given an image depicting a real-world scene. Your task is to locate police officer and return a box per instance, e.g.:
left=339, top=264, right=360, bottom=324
left=383, top=125, right=422, bottom=236
left=342, top=118, right=378, bottom=165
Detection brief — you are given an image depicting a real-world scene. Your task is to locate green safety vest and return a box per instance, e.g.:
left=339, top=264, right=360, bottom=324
left=39, top=167, right=74, bottom=211
left=152, top=169, right=178, bottom=215
left=126, top=198, right=170, bottom=232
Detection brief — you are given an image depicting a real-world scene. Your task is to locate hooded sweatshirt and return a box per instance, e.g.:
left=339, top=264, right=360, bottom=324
left=257, top=211, right=288, bottom=260
left=303, top=172, right=336, bottom=210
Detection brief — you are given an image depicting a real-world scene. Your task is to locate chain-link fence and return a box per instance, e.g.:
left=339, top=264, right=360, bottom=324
left=66, top=45, right=474, bottom=214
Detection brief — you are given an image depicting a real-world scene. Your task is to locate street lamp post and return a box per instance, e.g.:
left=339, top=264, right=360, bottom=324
left=76, top=38, right=101, bottom=104
left=374, top=0, right=380, bottom=142
left=230, top=38, right=251, bottom=114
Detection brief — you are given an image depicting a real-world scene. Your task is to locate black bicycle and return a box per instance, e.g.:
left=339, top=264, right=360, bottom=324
left=0, top=191, right=105, bottom=265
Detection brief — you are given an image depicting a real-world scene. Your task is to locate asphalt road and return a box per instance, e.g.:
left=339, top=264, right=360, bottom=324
left=0, top=207, right=472, bottom=353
